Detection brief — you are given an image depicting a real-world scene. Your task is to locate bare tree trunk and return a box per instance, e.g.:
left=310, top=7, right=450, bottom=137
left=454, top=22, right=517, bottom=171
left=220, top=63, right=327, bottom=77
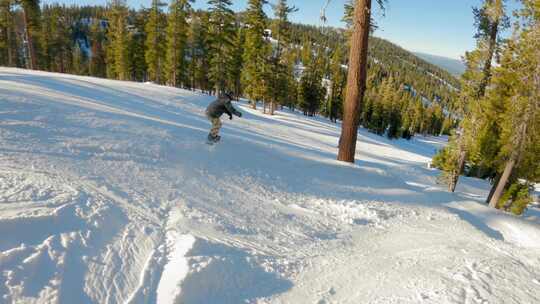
left=488, top=156, right=516, bottom=208
left=449, top=147, right=467, bottom=192
left=337, top=0, right=371, bottom=163
left=171, top=37, right=177, bottom=86
left=22, top=9, right=37, bottom=70
left=3, top=4, right=15, bottom=67
left=59, top=50, right=65, bottom=73
left=488, top=96, right=532, bottom=207
left=270, top=101, right=276, bottom=115
left=477, top=20, right=499, bottom=98
left=191, top=70, right=195, bottom=90
left=485, top=173, right=501, bottom=204
left=487, top=106, right=530, bottom=208
left=6, top=27, right=14, bottom=66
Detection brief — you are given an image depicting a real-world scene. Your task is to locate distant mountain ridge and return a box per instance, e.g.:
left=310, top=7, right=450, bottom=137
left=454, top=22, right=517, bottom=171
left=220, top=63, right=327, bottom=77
left=413, top=52, right=466, bottom=76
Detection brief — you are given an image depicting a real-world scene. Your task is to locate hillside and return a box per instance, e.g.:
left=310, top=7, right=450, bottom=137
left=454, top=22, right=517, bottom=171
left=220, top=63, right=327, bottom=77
left=288, top=22, right=461, bottom=109
left=1, top=68, right=539, bottom=303
left=414, top=52, right=467, bottom=76
left=1, top=3, right=461, bottom=140
left=369, top=37, right=461, bottom=89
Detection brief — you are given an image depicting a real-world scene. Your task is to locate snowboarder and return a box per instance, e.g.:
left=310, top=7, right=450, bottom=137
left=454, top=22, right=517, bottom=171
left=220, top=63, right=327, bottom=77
left=205, top=92, right=242, bottom=143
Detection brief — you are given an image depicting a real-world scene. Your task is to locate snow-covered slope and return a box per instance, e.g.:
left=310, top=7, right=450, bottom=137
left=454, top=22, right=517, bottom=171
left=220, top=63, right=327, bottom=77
left=1, top=67, right=539, bottom=304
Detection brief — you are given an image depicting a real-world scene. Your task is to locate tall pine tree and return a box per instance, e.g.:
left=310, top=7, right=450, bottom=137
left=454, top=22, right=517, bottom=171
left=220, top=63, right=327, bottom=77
left=89, top=19, right=107, bottom=78
left=327, top=47, right=346, bottom=122
left=266, top=0, right=296, bottom=114
left=188, top=11, right=211, bottom=92
left=227, top=25, right=245, bottom=98
left=40, top=5, right=72, bottom=73
left=20, top=0, right=42, bottom=69
left=242, top=0, right=270, bottom=108
left=298, top=46, right=326, bottom=117
left=444, top=0, right=509, bottom=192
left=0, top=0, right=17, bottom=66
left=486, top=1, right=540, bottom=209
left=338, top=0, right=374, bottom=163
left=207, top=0, right=236, bottom=94
left=164, top=0, right=192, bottom=87
left=145, top=0, right=167, bottom=83
left=130, top=9, right=148, bottom=81
left=106, top=0, right=130, bottom=80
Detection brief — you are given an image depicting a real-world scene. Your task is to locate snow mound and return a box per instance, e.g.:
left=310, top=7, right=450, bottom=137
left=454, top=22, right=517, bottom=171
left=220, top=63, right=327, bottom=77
left=156, top=232, right=195, bottom=304
left=1, top=67, right=539, bottom=303
left=0, top=168, right=132, bottom=303
left=448, top=201, right=540, bottom=249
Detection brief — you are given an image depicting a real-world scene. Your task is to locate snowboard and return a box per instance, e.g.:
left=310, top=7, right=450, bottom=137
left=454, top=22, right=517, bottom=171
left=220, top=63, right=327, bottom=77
left=206, top=135, right=221, bottom=145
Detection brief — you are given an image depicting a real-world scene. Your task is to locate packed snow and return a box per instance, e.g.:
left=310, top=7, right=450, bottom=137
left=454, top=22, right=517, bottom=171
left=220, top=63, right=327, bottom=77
left=0, top=67, right=539, bottom=304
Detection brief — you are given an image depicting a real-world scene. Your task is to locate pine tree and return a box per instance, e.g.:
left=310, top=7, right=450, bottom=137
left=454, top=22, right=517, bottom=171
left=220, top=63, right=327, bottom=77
left=298, top=71, right=325, bottom=117
left=498, top=182, right=532, bottom=215
left=369, top=96, right=385, bottom=134
left=242, top=0, right=270, bottom=108
left=374, top=77, right=395, bottom=135
left=273, top=0, right=294, bottom=58
left=361, top=91, right=374, bottom=128
left=164, top=0, right=192, bottom=87
left=40, top=4, right=53, bottom=71
left=207, top=0, right=236, bottom=94
left=486, top=3, right=540, bottom=209
left=106, top=0, right=130, bottom=80
left=39, top=5, right=53, bottom=71
left=89, top=19, right=107, bottom=78
left=399, top=94, right=416, bottom=139
left=129, top=9, right=149, bottom=81
left=440, top=116, right=454, bottom=136
left=40, top=5, right=72, bottom=73
left=298, top=49, right=326, bottom=117
left=327, top=47, right=346, bottom=122
left=300, top=35, right=312, bottom=66
left=444, top=0, right=509, bottom=192
left=337, top=0, right=377, bottom=163
left=0, top=0, right=17, bottom=66
left=72, top=43, right=88, bottom=75
left=227, top=25, right=245, bottom=98
left=473, top=0, right=509, bottom=98
left=266, top=0, right=296, bottom=115
left=385, top=82, right=402, bottom=139
left=20, top=0, right=42, bottom=69
left=412, top=97, right=425, bottom=134
left=145, top=0, right=167, bottom=84
left=188, top=11, right=211, bottom=92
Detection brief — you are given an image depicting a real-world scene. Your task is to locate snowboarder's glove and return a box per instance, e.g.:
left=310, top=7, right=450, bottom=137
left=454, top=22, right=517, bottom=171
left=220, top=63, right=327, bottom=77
left=229, top=114, right=233, bottom=120
left=237, top=112, right=242, bottom=118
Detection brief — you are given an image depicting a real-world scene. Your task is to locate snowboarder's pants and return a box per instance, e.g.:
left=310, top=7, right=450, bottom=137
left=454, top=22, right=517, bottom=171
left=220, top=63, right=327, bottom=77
left=208, top=116, right=222, bottom=137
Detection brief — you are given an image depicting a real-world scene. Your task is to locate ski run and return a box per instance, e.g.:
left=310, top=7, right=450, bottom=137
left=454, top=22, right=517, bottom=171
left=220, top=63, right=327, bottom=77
left=0, top=67, right=539, bottom=304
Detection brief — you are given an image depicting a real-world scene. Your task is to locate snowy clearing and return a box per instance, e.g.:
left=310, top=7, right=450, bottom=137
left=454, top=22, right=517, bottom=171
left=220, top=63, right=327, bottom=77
left=0, top=67, right=539, bottom=304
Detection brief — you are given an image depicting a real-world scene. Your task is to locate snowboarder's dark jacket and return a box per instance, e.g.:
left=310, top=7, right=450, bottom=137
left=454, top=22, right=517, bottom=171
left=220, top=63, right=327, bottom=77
left=206, top=96, right=242, bottom=119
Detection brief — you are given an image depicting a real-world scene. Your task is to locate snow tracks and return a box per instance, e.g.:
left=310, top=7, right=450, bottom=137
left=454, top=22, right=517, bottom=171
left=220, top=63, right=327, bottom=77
left=1, top=68, right=540, bottom=303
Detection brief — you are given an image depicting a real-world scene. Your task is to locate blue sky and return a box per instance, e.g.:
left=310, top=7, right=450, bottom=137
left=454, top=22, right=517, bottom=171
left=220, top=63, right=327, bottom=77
left=44, top=0, right=522, bottom=59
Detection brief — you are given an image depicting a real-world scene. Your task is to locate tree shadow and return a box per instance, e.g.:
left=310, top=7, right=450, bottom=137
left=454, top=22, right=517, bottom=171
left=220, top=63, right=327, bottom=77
left=445, top=206, right=505, bottom=241
left=176, top=239, right=293, bottom=304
